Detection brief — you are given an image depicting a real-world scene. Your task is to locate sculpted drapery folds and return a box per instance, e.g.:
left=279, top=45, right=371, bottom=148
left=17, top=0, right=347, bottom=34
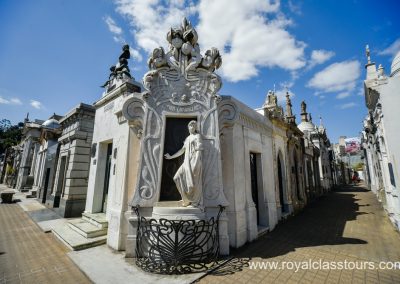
left=165, top=121, right=203, bottom=208
left=126, top=17, right=229, bottom=208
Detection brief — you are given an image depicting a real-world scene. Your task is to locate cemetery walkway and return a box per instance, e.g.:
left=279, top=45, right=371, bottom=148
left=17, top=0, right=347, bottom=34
left=200, top=183, right=400, bottom=284
left=0, top=191, right=90, bottom=284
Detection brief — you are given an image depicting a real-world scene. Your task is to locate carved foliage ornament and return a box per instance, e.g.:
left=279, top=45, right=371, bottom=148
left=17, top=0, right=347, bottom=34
left=126, top=18, right=227, bottom=207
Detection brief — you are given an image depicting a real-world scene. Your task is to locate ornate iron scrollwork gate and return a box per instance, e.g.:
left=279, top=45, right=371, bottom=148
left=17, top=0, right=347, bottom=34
left=133, top=206, right=224, bottom=274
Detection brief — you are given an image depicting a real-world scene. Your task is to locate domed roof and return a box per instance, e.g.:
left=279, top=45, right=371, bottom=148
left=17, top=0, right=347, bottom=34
left=391, top=51, right=400, bottom=77
left=298, top=121, right=316, bottom=134
left=42, top=118, right=61, bottom=129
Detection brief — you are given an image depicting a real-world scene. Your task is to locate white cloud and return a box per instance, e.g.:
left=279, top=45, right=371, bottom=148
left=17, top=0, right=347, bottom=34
left=104, top=15, right=143, bottom=62
left=378, top=38, right=400, bottom=58
left=30, top=100, right=43, bottom=109
left=308, top=49, right=335, bottom=69
left=0, top=96, right=23, bottom=105
left=340, top=102, right=357, bottom=109
left=129, top=47, right=143, bottom=62
left=115, top=0, right=192, bottom=52
left=336, top=92, right=351, bottom=99
left=114, top=0, right=306, bottom=82
left=357, top=86, right=364, bottom=96
left=0, top=97, right=8, bottom=104
left=307, top=60, right=361, bottom=93
left=275, top=89, right=295, bottom=103
left=105, top=16, right=123, bottom=43
left=288, top=0, right=302, bottom=15
left=197, top=0, right=306, bottom=81
left=10, top=98, right=22, bottom=105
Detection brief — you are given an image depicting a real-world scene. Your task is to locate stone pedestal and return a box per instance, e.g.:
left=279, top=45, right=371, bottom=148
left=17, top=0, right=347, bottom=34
left=152, top=201, right=206, bottom=220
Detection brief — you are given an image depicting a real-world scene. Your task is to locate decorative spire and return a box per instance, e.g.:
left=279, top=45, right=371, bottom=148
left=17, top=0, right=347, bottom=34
left=263, top=88, right=284, bottom=119
left=285, top=91, right=295, bottom=124
left=378, top=64, right=385, bottom=77
left=285, top=91, right=293, bottom=117
left=300, top=100, right=308, bottom=122
left=319, top=115, right=325, bottom=133
left=366, top=44, right=371, bottom=64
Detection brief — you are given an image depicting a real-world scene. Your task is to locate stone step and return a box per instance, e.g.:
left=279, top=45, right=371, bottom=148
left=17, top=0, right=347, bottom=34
left=68, top=219, right=107, bottom=238
left=82, top=212, right=108, bottom=229
left=52, top=224, right=107, bottom=251
left=21, top=187, right=31, bottom=192
left=26, top=189, right=37, bottom=198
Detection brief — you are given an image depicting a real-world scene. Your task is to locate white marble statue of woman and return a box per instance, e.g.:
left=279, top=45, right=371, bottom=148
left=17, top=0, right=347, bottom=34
left=164, top=120, right=203, bottom=208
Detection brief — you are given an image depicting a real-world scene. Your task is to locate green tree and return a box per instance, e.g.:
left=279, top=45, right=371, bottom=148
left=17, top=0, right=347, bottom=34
left=0, top=119, right=23, bottom=154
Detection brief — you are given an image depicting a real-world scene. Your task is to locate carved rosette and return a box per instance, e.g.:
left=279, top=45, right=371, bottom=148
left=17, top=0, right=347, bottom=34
left=126, top=18, right=228, bottom=208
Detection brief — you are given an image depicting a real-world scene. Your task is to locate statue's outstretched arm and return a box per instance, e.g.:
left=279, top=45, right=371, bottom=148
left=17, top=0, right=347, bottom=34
left=164, top=147, right=185, bottom=160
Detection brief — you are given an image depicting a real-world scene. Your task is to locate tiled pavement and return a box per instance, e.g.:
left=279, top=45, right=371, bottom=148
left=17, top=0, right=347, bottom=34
left=2, top=183, right=400, bottom=283
left=0, top=202, right=90, bottom=283
left=199, top=184, right=400, bottom=283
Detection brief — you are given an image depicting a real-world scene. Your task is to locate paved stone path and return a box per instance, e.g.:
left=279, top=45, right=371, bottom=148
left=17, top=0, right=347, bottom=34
left=200, top=184, right=400, bottom=283
left=0, top=201, right=90, bottom=283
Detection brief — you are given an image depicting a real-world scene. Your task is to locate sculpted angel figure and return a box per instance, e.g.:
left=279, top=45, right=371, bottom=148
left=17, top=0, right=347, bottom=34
left=147, top=47, right=168, bottom=70
left=164, top=120, right=203, bottom=208
left=199, top=47, right=222, bottom=72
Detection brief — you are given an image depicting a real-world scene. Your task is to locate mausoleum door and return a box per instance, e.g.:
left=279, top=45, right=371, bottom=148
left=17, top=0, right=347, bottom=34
left=54, top=156, right=67, bottom=208
left=102, top=143, right=113, bottom=213
left=160, top=117, right=196, bottom=202
left=42, top=168, right=51, bottom=204
left=277, top=156, right=285, bottom=212
left=250, top=152, right=260, bottom=225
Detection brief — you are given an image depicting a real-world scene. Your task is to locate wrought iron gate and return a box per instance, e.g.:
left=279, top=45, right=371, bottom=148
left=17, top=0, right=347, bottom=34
left=133, top=205, right=224, bottom=274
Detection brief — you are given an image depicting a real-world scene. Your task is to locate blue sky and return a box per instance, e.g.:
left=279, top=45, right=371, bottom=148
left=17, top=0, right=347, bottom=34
left=0, top=0, right=399, bottom=143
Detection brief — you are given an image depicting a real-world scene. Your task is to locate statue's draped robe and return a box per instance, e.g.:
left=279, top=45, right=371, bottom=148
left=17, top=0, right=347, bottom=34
left=174, top=133, right=203, bottom=207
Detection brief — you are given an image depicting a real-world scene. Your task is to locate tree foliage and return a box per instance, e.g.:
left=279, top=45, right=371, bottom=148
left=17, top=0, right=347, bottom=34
left=0, top=119, right=23, bottom=154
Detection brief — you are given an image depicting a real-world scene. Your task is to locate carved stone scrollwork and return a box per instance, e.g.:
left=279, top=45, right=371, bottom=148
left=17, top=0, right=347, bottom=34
left=218, top=99, right=239, bottom=130
left=130, top=17, right=229, bottom=208
left=122, top=97, right=145, bottom=139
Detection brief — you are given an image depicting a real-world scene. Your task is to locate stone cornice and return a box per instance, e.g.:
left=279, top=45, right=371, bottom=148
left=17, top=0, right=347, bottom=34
left=94, top=81, right=141, bottom=109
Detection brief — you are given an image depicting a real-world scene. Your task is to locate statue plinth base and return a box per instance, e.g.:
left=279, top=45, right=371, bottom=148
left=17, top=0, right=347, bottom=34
left=152, top=201, right=205, bottom=220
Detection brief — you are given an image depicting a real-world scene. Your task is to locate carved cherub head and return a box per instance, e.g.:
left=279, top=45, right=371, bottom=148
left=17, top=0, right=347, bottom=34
left=201, top=48, right=222, bottom=71
left=148, top=47, right=167, bottom=69
left=167, top=28, right=183, bottom=49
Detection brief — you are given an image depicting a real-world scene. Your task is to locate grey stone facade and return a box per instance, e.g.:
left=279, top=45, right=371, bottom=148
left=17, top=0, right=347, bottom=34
left=48, top=103, right=95, bottom=217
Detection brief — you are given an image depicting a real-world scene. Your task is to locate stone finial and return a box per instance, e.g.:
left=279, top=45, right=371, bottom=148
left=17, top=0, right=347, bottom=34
left=300, top=100, right=308, bottom=122
left=285, top=91, right=293, bottom=117
left=366, top=44, right=371, bottom=64
left=147, top=17, right=222, bottom=77
left=285, top=91, right=295, bottom=124
left=263, top=89, right=283, bottom=119
left=378, top=64, right=385, bottom=77
left=301, top=100, right=307, bottom=114
left=318, top=115, right=326, bottom=133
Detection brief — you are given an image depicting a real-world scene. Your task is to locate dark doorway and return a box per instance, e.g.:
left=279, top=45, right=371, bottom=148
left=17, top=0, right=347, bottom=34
left=306, top=160, right=313, bottom=199
left=277, top=155, right=285, bottom=212
left=54, top=156, right=67, bottom=208
left=102, top=143, right=113, bottom=213
left=42, top=168, right=51, bottom=204
left=294, top=153, right=301, bottom=200
left=250, top=152, right=260, bottom=225
left=160, top=117, right=196, bottom=201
